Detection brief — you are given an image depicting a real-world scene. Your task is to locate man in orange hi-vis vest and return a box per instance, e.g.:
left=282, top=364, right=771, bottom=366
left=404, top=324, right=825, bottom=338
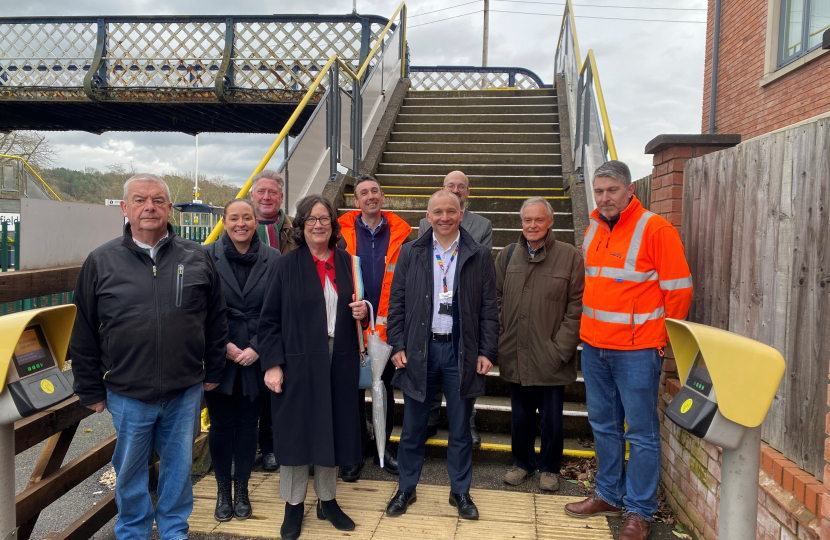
left=564, top=161, right=692, bottom=540
left=338, top=175, right=412, bottom=481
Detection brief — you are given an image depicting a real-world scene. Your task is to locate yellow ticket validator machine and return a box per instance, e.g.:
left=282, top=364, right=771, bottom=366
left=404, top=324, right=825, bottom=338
left=0, top=305, right=76, bottom=540
left=664, top=319, right=785, bottom=540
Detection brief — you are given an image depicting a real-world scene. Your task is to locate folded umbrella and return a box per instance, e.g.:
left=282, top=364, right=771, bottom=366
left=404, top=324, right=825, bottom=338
left=364, top=301, right=393, bottom=467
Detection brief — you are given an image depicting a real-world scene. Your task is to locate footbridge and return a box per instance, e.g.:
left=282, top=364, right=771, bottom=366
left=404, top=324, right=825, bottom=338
left=1, top=1, right=622, bottom=538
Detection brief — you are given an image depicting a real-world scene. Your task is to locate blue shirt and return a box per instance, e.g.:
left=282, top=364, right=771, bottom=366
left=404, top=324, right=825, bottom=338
left=355, top=214, right=389, bottom=320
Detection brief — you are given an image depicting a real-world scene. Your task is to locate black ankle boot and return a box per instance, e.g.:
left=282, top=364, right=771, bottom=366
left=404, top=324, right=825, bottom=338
left=280, top=502, right=304, bottom=540
left=317, top=498, right=355, bottom=531
left=214, top=478, right=233, bottom=522
left=233, top=477, right=252, bottom=519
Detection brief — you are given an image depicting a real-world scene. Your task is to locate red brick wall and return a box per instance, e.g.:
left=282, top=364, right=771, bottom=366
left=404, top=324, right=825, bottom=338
left=700, top=0, right=830, bottom=137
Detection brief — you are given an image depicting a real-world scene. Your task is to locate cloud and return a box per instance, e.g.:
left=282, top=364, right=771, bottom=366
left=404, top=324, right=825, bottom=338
left=11, top=0, right=707, bottom=183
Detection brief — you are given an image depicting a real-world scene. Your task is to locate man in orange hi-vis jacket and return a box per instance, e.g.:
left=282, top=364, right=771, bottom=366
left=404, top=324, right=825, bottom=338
left=564, top=161, right=692, bottom=540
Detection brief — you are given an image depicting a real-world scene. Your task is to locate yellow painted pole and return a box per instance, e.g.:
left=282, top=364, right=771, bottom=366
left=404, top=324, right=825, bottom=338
left=583, top=50, right=617, bottom=160
left=0, top=154, right=61, bottom=201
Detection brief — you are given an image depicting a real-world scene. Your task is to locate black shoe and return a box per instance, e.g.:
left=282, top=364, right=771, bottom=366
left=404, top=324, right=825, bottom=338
left=316, top=499, right=355, bottom=531
left=214, top=478, right=233, bottom=522
left=471, top=426, right=482, bottom=449
left=262, top=453, right=278, bottom=471
left=425, top=424, right=438, bottom=440
left=386, top=490, right=417, bottom=516
left=340, top=460, right=364, bottom=482
left=449, top=492, right=479, bottom=520
left=233, top=478, right=252, bottom=520
left=373, top=449, right=399, bottom=475
left=280, top=502, right=304, bottom=540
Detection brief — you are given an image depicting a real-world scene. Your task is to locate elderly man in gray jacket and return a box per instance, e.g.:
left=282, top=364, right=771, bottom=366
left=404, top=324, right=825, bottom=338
left=418, top=170, right=493, bottom=447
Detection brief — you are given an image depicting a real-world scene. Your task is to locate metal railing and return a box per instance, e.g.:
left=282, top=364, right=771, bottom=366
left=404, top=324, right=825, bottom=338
left=204, top=2, right=407, bottom=244
left=0, top=14, right=395, bottom=101
left=408, top=66, right=546, bottom=90
left=0, top=155, right=61, bottom=201
left=554, top=0, right=617, bottom=214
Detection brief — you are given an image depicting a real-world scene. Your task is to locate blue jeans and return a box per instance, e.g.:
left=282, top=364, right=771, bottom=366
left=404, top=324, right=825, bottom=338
left=398, top=340, right=474, bottom=494
left=107, top=383, right=202, bottom=540
left=581, top=343, right=662, bottom=521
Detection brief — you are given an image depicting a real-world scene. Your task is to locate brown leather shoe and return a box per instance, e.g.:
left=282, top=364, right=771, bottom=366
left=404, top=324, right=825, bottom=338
left=619, top=512, right=651, bottom=540
left=563, top=492, right=622, bottom=518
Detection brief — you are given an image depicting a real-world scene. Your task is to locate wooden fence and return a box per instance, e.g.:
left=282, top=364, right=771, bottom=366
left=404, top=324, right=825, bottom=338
left=681, top=117, right=830, bottom=479
left=633, top=175, right=652, bottom=210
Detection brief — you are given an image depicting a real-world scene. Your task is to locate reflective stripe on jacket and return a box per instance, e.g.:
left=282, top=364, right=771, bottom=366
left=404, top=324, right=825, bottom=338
left=339, top=210, right=412, bottom=342
left=580, top=196, right=693, bottom=350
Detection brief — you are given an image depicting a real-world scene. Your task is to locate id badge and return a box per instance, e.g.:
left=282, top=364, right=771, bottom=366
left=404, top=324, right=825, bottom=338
left=438, top=302, right=452, bottom=316
left=439, top=291, right=453, bottom=300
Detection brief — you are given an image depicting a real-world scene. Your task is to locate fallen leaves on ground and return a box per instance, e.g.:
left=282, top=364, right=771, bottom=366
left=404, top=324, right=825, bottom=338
left=99, top=466, right=116, bottom=490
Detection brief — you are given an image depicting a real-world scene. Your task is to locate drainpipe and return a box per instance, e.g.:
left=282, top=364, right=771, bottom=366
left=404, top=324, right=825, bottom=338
left=708, top=0, right=722, bottom=134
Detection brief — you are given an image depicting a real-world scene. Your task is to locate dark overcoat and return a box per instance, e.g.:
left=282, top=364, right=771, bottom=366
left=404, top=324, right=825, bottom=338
left=257, top=244, right=362, bottom=467
left=205, top=236, right=279, bottom=399
left=387, top=227, right=499, bottom=402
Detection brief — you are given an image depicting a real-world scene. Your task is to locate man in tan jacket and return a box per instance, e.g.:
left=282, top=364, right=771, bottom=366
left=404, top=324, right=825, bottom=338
left=494, top=197, right=584, bottom=491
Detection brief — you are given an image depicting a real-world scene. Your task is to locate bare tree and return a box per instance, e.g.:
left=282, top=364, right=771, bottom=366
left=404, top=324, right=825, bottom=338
left=0, top=131, right=58, bottom=169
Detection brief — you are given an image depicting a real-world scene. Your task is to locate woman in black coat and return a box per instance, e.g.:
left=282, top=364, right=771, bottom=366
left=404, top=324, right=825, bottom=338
left=257, top=194, right=368, bottom=540
left=204, top=199, right=279, bottom=522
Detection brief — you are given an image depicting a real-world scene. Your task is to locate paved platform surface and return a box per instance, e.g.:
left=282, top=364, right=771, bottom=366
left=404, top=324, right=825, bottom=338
left=189, top=472, right=614, bottom=539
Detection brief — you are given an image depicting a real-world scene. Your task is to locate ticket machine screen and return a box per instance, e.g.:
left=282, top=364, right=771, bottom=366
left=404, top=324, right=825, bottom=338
left=12, top=326, right=57, bottom=378
left=686, top=351, right=713, bottom=396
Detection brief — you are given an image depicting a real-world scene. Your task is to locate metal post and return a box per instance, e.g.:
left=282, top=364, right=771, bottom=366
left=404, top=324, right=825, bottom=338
left=1, top=222, right=7, bottom=272
left=0, top=423, right=15, bottom=540
left=329, top=62, right=340, bottom=180
left=194, top=134, right=199, bottom=201
left=284, top=136, right=290, bottom=215
left=352, top=76, right=362, bottom=173
left=719, top=426, right=761, bottom=540
left=13, top=222, right=19, bottom=271
left=482, top=0, right=490, bottom=67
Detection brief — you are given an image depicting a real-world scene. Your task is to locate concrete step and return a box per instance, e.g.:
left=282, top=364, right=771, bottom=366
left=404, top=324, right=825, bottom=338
left=399, top=104, right=557, bottom=115
left=341, top=208, right=573, bottom=229
left=389, top=132, right=560, bottom=144
left=376, top=174, right=563, bottom=189
left=380, top=194, right=571, bottom=213
left=380, top=185, right=564, bottom=197
left=378, top=390, right=591, bottom=439
left=394, top=123, right=557, bottom=133
left=384, top=142, right=561, bottom=154
left=484, top=367, right=586, bottom=402
left=407, top=89, right=556, bottom=98
left=403, top=95, right=557, bottom=107
left=388, top=427, right=595, bottom=463
left=381, top=152, right=561, bottom=166
left=396, top=113, right=558, bottom=124
left=376, top=163, right=562, bottom=176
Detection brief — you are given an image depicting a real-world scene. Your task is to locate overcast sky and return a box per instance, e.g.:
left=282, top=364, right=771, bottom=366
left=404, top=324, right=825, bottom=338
left=9, top=0, right=708, bottom=184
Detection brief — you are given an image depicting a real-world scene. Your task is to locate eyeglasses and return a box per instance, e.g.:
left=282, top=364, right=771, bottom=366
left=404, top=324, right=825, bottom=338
left=305, top=216, right=332, bottom=226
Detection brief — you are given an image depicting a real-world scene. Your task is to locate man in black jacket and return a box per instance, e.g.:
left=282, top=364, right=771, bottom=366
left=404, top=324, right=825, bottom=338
left=70, top=174, right=228, bottom=540
left=384, top=190, right=499, bottom=520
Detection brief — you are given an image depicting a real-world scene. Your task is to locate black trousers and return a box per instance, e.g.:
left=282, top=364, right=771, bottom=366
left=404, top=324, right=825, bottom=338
left=509, top=383, right=565, bottom=474
left=356, top=359, right=396, bottom=461
left=205, top=377, right=265, bottom=481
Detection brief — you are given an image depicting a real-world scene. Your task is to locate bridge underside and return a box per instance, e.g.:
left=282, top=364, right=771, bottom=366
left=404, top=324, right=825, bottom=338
left=0, top=91, right=319, bottom=134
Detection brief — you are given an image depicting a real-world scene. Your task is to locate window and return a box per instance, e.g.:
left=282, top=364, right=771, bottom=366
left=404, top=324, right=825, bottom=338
left=779, top=0, right=830, bottom=66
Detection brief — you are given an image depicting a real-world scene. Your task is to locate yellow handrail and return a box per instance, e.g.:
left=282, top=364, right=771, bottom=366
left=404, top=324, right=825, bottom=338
left=204, top=54, right=338, bottom=244
left=356, top=1, right=406, bottom=81
left=581, top=50, right=617, bottom=160
left=556, top=0, right=582, bottom=74
left=0, top=154, right=62, bottom=201
left=204, top=3, right=407, bottom=244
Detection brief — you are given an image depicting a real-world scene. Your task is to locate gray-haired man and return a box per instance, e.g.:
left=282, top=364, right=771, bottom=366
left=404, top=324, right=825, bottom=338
left=251, top=169, right=297, bottom=254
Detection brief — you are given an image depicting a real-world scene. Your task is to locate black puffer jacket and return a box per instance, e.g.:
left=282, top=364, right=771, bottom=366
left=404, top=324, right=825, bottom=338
left=387, top=227, right=499, bottom=402
left=70, top=223, right=228, bottom=406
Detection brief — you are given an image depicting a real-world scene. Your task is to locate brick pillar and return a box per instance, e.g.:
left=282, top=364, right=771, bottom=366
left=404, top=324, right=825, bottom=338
left=644, top=134, right=741, bottom=236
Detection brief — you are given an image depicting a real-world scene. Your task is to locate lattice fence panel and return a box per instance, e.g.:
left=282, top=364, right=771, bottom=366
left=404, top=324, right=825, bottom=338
left=0, top=23, right=96, bottom=87
left=105, top=21, right=225, bottom=88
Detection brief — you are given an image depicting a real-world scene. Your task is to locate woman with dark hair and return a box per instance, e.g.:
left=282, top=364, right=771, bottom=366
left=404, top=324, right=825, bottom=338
left=257, top=194, right=368, bottom=540
left=204, top=198, right=280, bottom=521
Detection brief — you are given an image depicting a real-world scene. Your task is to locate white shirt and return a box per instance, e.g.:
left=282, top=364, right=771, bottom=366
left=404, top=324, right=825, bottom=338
left=323, top=275, right=338, bottom=338
left=133, top=232, right=169, bottom=261
left=431, top=232, right=460, bottom=334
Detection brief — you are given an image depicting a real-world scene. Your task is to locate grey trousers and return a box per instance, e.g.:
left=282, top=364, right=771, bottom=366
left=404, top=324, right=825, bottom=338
left=279, top=464, right=338, bottom=504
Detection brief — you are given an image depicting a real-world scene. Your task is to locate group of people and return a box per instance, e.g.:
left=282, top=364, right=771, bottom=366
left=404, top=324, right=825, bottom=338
left=69, top=159, right=692, bottom=540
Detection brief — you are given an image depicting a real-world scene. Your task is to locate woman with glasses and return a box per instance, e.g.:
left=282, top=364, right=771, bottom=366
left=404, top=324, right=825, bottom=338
left=257, top=194, right=368, bottom=540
